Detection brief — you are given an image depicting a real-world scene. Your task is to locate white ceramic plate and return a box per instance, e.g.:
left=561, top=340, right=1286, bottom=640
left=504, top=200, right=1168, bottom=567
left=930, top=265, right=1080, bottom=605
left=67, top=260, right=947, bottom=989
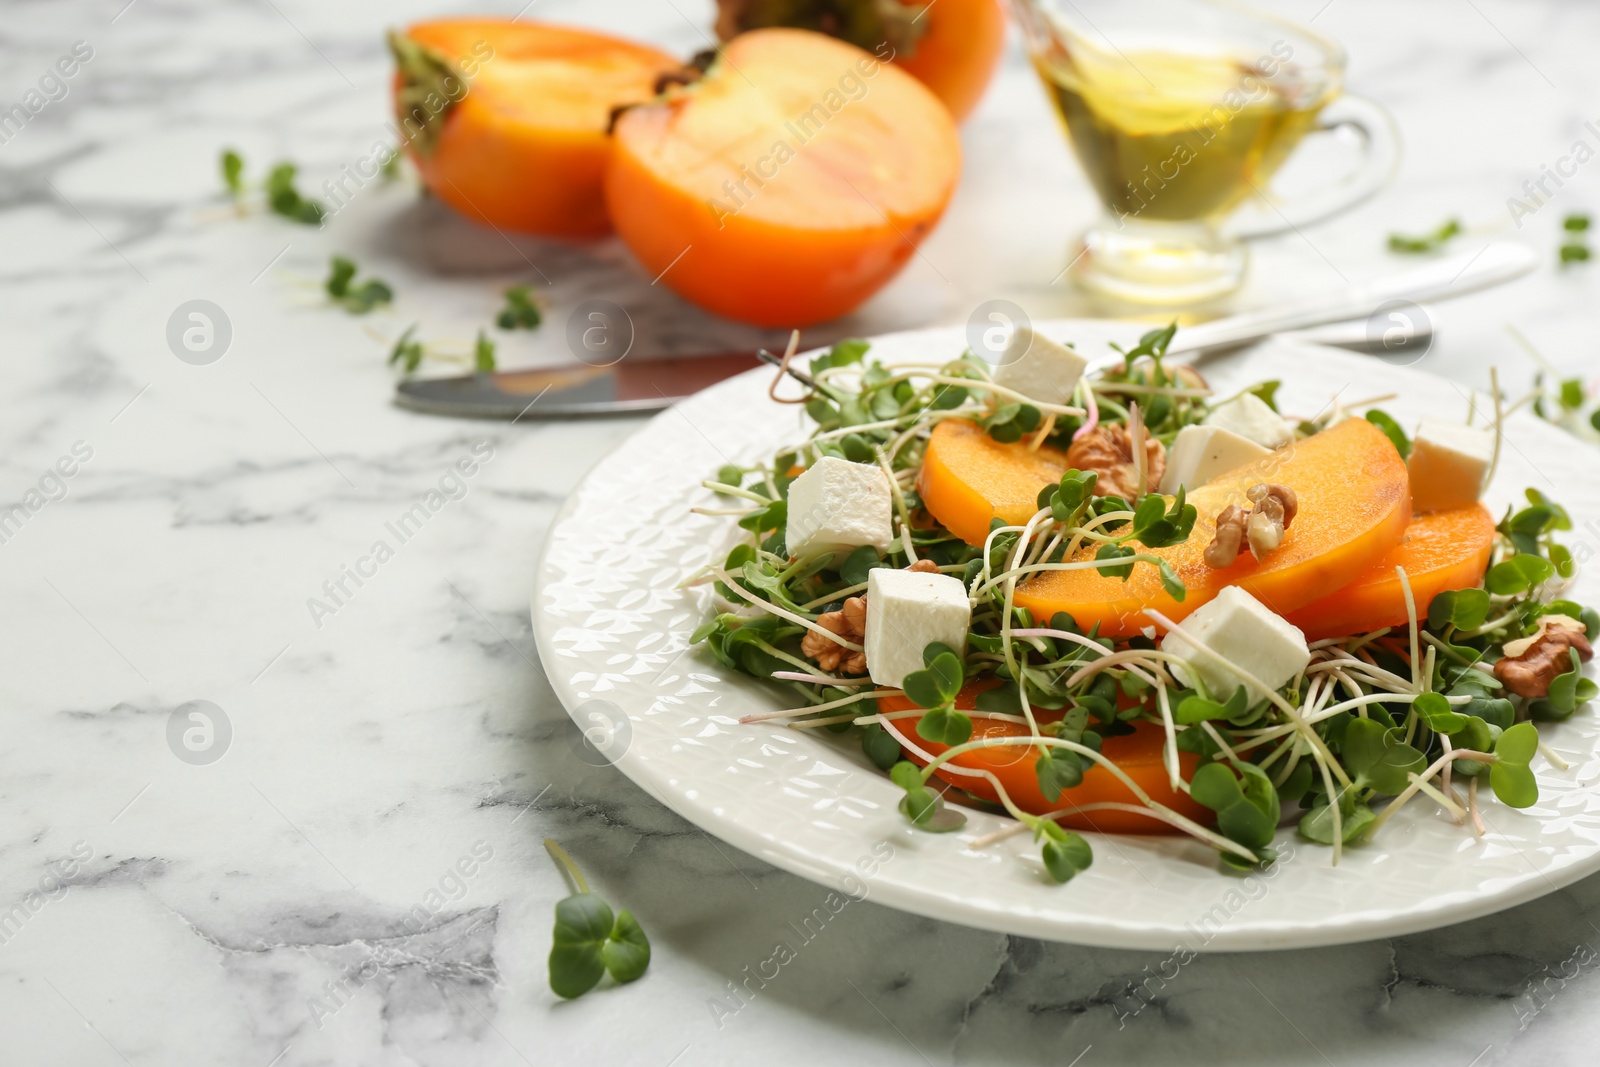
left=532, top=321, right=1600, bottom=951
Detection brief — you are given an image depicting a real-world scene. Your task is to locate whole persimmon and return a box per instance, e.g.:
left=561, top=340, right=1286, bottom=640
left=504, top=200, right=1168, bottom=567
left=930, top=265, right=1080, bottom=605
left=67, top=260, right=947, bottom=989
left=390, top=19, right=682, bottom=237
left=606, top=28, right=961, bottom=327
left=713, top=0, right=1008, bottom=121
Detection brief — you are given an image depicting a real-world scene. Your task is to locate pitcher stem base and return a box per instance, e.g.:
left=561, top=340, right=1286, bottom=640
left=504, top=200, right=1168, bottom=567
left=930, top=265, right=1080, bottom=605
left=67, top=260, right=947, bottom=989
left=1071, top=220, right=1248, bottom=306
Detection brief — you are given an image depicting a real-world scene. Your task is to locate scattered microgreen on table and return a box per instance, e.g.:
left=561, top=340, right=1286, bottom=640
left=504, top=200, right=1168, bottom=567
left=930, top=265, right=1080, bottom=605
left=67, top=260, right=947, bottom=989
left=220, top=148, right=244, bottom=198
left=216, top=149, right=325, bottom=224
left=545, top=838, right=650, bottom=999
left=389, top=325, right=426, bottom=374
left=496, top=285, right=542, bottom=330
left=324, top=256, right=393, bottom=314
left=1387, top=218, right=1462, bottom=254
left=473, top=329, right=497, bottom=373
left=1561, top=214, right=1592, bottom=266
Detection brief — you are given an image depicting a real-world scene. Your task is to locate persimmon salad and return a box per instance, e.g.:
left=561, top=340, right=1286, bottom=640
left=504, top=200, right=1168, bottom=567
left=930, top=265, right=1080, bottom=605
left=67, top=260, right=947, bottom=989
left=688, top=326, right=1597, bottom=883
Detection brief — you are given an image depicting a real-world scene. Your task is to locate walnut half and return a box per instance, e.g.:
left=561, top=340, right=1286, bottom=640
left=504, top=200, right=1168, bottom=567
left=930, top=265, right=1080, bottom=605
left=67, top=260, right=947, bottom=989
left=1245, top=483, right=1298, bottom=560
left=800, top=560, right=941, bottom=676
left=803, top=596, right=867, bottom=675
left=1203, top=483, right=1298, bottom=568
left=1204, top=505, right=1248, bottom=568
left=1494, top=615, right=1594, bottom=698
left=1065, top=423, right=1166, bottom=500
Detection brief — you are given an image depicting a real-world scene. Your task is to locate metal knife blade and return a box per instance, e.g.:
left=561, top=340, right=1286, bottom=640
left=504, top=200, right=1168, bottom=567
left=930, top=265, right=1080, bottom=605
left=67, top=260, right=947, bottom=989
left=393, top=351, right=764, bottom=419
left=396, top=240, right=1534, bottom=419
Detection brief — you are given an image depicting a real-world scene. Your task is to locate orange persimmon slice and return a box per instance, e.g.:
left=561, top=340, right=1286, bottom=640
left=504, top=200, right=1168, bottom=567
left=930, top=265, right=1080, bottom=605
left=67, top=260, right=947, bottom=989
left=879, top=683, right=1208, bottom=834
left=1002, top=418, right=1411, bottom=637
left=606, top=28, right=961, bottom=327
left=917, top=419, right=1071, bottom=546
left=1283, top=505, right=1496, bottom=640
left=395, top=20, right=681, bottom=237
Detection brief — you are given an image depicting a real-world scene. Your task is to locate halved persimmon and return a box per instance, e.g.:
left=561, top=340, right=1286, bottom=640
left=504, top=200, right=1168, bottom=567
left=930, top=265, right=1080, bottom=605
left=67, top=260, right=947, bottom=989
left=714, top=0, right=1008, bottom=121
left=1284, top=505, right=1495, bottom=640
left=606, top=28, right=961, bottom=326
left=879, top=682, right=1208, bottom=833
left=968, top=418, right=1412, bottom=637
left=917, top=419, right=1071, bottom=546
left=392, top=20, right=681, bottom=237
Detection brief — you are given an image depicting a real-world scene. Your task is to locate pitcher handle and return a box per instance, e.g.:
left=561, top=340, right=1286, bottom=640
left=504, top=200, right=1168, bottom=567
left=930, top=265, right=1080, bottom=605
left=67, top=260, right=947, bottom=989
left=1226, top=94, right=1402, bottom=240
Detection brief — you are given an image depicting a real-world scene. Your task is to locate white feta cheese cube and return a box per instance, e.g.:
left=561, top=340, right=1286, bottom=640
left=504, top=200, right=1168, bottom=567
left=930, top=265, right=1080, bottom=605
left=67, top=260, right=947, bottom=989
left=865, top=568, right=971, bottom=689
left=993, top=327, right=1088, bottom=406
left=784, top=456, right=894, bottom=558
left=1159, top=586, right=1309, bottom=705
left=1203, top=393, right=1293, bottom=449
left=1407, top=419, right=1493, bottom=513
left=1158, top=424, right=1273, bottom=494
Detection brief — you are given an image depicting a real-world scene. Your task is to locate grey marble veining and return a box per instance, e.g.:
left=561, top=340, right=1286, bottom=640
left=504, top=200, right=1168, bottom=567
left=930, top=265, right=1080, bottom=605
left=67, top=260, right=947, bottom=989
left=3, top=0, right=1600, bottom=1064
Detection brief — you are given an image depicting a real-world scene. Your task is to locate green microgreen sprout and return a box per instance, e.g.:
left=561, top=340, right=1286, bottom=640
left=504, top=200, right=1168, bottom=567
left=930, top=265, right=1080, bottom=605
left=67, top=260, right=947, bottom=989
left=387, top=326, right=496, bottom=376
left=907, top=642, right=969, bottom=746
left=221, top=148, right=244, bottom=198
left=389, top=325, right=426, bottom=374
left=1488, top=723, right=1539, bottom=807
left=1561, top=213, right=1591, bottom=266
left=216, top=150, right=324, bottom=224
left=889, top=761, right=967, bottom=832
left=324, top=256, right=393, bottom=314
left=1364, top=409, right=1411, bottom=458
left=1190, top=760, right=1279, bottom=854
left=474, top=329, right=497, bottom=373
left=1517, top=329, right=1600, bottom=441
left=264, top=161, right=325, bottom=225
left=1387, top=218, right=1461, bottom=254
left=544, top=838, right=651, bottom=999
left=497, top=285, right=543, bottom=330
left=1031, top=818, right=1093, bottom=883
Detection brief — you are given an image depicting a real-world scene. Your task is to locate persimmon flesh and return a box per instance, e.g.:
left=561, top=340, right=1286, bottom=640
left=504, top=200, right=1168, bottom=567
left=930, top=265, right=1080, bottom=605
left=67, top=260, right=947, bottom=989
left=1284, top=505, right=1496, bottom=640
left=915, top=417, right=1410, bottom=637
left=917, top=418, right=1071, bottom=546
left=396, top=20, right=681, bottom=237
left=879, top=683, right=1208, bottom=834
left=606, top=28, right=961, bottom=327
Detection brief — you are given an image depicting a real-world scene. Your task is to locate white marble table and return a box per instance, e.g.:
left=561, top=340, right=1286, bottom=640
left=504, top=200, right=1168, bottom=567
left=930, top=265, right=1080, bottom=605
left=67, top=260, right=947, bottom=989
left=4, top=0, right=1600, bottom=1063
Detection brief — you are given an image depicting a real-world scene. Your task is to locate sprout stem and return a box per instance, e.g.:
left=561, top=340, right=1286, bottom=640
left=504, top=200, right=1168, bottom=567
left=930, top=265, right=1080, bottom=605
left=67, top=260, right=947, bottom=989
left=544, top=838, right=589, bottom=895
